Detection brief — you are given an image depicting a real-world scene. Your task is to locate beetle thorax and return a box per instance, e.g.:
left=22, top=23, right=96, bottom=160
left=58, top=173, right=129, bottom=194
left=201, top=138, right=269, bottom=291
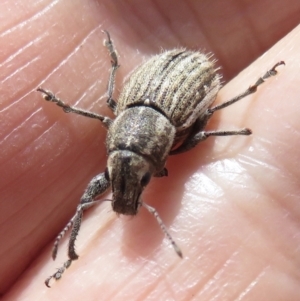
left=107, top=106, right=176, bottom=171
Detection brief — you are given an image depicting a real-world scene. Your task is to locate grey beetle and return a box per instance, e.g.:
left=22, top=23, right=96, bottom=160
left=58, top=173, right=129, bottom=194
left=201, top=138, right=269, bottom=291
left=38, top=31, right=284, bottom=287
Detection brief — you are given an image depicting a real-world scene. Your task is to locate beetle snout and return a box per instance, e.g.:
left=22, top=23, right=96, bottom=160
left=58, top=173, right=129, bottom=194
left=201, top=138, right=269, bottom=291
left=108, top=150, right=154, bottom=216
left=112, top=192, right=141, bottom=216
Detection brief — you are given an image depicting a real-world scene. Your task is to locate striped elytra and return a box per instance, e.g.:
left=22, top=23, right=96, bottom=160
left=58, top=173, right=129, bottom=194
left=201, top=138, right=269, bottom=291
left=117, top=49, right=221, bottom=133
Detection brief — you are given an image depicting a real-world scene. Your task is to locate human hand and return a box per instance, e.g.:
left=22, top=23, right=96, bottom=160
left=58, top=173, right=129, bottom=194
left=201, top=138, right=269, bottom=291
left=1, top=1, right=300, bottom=300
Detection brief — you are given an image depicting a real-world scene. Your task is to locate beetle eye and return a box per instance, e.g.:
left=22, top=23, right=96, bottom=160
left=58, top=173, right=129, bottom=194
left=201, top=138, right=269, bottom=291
left=104, top=167, right=110, bottom=181
left=140, top=172, right=151, bottom=187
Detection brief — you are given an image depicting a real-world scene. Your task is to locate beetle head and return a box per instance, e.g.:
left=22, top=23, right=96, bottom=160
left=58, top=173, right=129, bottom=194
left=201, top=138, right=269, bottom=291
left=107, top=150, right=154, bottom=215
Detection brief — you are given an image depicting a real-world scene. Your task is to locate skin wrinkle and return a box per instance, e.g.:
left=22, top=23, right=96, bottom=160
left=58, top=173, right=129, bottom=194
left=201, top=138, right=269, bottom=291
left=233, top=266, right=269, bottom=301
left=59, top=65, right=104, bottom=109
left=137, top=273, right=170, bottom=301
left=115, top=1, right=162, bottom=49
left=146, top=1, right=184, bottom=47
left=186, top=1, right=271, bottom=80
left=7, top=120, right=73, bottom=185
left=240, top=145, right=299, bottom=203
left=0, top=0, right=59, bottom=39
left=137, top=257, right=181, bottom=299
left=40, top=180, right=88, bottom=230
left=1, top=57, right=39, bottom=85
left=189, top=246, right=248, bottom=299
left=0, top=29, right=104, bottom=119
left=189, top=2, right=236, bottom=78
left=183, top=2, right=212, bottom=50
left=226, top=166, right=300, bottom=276
left=101, top=3, right=146, bottom=51
left=277, top=189, right=300, bottom=228
left=162, top=276, right=178, bottom=301
left=0, top=89, right=33, bottom=115
left=6, top=204, right=48, bottom=255
left=163, top=223, right=245, bottom=298
left=241, top=146, right=300, bottom=193
left=240, top=151, right=299, bottom=214
left=75, top=80, right=106, bottom=111
left=69, top=204, right=115, bottom=260
left=266, top=203, right=300, bottom=267
left=185, top=173, right=225, bottom=202
left=62, top=30, right=108, bottom=84
left=3, top=106, right=45, bottom=149
left=0, top=36, right=43, bottom=69
left=0, top=123, right=61, bottom=197
left=215, top=169, right=250, bottom=190
left=1, top=203, right=46, bottom=257
left=110, top=263, right=160, bottom=300
left=37, top=24, right=102, bottom=93
left=235, top=1, right=265, bottom=54
left=88, top=247, right=150, bottom=300
left=185, top=1, right=224, bottom=65
left=0, top=108, right=42, bottom=148
left=180, top=183, right=278, bottom=298
left=115, top=224, right=186, bottom=298
left=150, top=0, right=181, bottom=42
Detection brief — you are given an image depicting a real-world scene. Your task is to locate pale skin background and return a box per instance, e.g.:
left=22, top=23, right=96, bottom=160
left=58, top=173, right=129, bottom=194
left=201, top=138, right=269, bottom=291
left=1, top=0, right=300, bottom=300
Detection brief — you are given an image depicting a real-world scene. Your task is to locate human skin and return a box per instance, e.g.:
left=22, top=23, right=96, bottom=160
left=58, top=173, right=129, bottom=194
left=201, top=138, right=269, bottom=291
left=1, top=0, right=300, bottom=300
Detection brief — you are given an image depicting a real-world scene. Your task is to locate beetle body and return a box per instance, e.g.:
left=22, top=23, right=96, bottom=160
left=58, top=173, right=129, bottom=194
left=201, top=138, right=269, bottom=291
left=38, top=31, right=283, bottom=287
left=107, top=49, right=220, bottom=215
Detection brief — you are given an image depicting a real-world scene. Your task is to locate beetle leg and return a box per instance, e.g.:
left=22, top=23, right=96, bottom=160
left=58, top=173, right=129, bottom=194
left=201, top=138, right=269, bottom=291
left=37, top=88, right=113, bottom=128
left=170, top=61, right=284, bottom=155
left=45, top=173, right=110, bottom=287
left=209, top=61, right=285, bottom=114
left=170, top=128, right=251, bottom=155
left=102, top=30, right=119, bottom=112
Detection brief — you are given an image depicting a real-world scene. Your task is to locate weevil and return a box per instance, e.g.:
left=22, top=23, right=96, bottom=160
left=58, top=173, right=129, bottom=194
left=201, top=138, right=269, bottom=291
left=38, top=30, right=284, bottom=287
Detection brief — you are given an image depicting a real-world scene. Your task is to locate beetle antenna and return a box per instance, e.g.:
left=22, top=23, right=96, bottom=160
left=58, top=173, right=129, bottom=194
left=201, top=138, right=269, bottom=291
left=141, top=201, right=183, bottom=258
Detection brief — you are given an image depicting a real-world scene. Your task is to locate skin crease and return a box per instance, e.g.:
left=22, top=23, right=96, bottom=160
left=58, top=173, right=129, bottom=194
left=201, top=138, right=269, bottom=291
left=1, top=0, right=300, bottom=299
